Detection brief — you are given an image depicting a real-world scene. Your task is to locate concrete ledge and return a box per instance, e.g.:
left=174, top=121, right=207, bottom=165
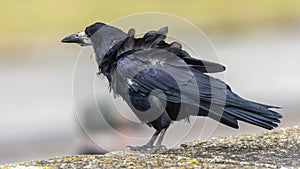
left=1, top=126, right=299, bottom=168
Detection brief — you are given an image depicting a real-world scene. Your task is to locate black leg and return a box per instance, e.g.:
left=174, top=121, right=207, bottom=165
left=145, top=130, right=160, bottom=146
left=150, top=128, right=168, bottom=153
left=128, top=130, right=160, bottom=152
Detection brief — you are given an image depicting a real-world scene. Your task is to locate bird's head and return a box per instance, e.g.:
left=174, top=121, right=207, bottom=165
left=61, top=22, right=126, bottom=60
left=61, top=22, right=106, bottom=46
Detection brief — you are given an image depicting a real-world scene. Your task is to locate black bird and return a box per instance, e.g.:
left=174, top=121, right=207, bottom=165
left=62, top=22, right=282, bottom=153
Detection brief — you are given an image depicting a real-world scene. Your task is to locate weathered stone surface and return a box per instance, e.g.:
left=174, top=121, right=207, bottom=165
left=1, top=126, right=300, bottom=169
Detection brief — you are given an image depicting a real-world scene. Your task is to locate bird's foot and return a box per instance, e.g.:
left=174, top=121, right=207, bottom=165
left=149, top=145, right=168, bottom=154
left=127, top=145, right=168, bottom=154
left=127, top=145, right=153, bottom=152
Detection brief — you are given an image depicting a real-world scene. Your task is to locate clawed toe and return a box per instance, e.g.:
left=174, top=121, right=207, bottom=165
left=127, top=145, right=153, bottom=152
left=149, top=145, right=168, bottom=154
left=127, top=145, right=168, bottom=154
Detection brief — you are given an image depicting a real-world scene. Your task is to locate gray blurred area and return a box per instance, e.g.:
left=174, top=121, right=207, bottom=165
left=1, top=24, right=300, bottom=164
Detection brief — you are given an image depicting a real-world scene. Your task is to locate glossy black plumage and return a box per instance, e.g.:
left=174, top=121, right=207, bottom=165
left=62, top=22, right=282, bottom=153
left=98, top=25, right=281, bottom=129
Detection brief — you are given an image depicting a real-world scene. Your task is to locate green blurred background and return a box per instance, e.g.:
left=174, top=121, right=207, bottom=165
left=0, top=0, right=299, bottom=164
left=1, top=0, right=300, bottom=49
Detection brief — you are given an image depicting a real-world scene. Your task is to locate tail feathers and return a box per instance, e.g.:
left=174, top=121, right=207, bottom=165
left=242, top=100, right=282, bottom=118
left=269, top=110, right=283, bottom=118
left=237, top=100, right=283, bottom=120
left=199, top=105, right=239, bottom=129
left=220, top=113, right=239, bottom=129
left=213, top=112, right=239, bottom=129
left=224, top=106, right=281, bottom=130
left=198, top=92, right=282, bottom=130
left=227, top=92, right=282, bottom=121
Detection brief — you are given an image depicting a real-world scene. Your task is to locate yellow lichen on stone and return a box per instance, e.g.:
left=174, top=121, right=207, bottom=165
left=0, top=127, right=299, bottom=168
left=39, top=166, right=52, bottom=169
left=186, top=159, right=199, bottom=163
left=63, top=157, right=73, bottom=161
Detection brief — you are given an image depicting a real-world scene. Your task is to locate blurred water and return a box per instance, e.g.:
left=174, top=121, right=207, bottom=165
left=0, top=26, right=299, bottom=164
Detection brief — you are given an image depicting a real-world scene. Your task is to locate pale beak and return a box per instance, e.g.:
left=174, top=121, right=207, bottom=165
left=61, top=32, right=92, bottom=46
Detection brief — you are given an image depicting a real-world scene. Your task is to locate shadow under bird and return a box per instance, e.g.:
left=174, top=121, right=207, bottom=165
left=62, top=22, right=282, bottom=153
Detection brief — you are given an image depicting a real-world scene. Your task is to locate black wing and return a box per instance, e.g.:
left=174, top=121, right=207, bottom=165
left=113, top=48, right=240, bottom=126
left=106, top=27, right=282, bottom=130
